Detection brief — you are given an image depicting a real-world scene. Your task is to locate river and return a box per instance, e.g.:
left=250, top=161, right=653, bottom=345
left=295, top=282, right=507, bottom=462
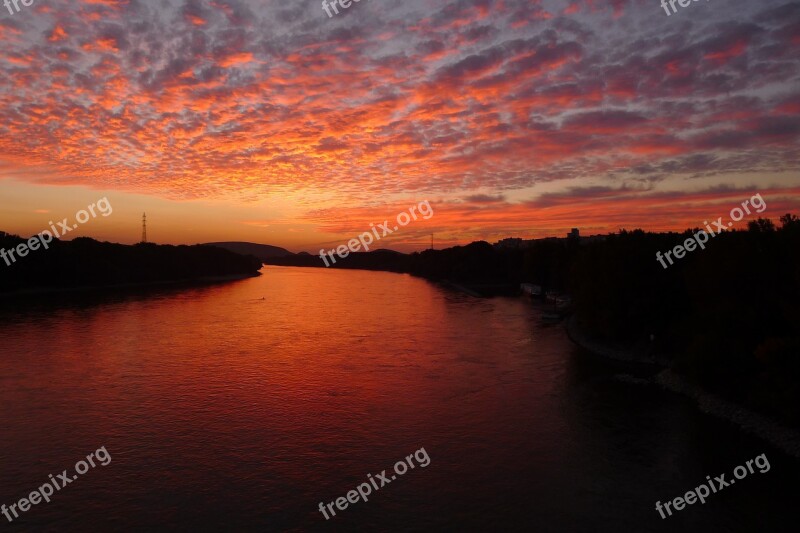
left=0, top=267, right=796, bottom=532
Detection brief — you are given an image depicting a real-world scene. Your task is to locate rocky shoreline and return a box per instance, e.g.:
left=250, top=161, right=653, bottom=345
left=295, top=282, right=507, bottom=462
left=565, top=315, right=800, bottom=458
left=654, top=369, right=800, bottom=457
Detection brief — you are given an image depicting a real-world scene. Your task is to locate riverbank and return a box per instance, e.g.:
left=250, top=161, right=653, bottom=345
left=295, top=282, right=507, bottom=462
left=0, top=272, right=261, bottom=299
left=655, top=369, right=800, bottom=458
left=565, top=315, right=800, bottom=458
left=565, top=315, right=668, bottom=367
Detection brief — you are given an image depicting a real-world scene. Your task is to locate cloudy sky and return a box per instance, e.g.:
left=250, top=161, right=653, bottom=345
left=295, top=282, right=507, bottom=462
left=0, top=0, right=798, bottom=251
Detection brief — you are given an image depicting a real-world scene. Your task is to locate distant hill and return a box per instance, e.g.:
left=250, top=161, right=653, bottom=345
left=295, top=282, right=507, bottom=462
left=205, top=242, right=407, bottom=269
left=205, top=242, right=294, bottom=261
left=265, top=248, right=408, bottom=271
left=0, top=236, right=262, bottom=295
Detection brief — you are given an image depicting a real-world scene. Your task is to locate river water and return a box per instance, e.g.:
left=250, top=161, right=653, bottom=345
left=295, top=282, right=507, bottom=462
left=0, top=267, right=797, bottom=531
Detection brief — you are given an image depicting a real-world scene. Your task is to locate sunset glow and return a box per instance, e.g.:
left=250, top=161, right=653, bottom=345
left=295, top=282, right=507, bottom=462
left=1, top=0, right=798, bottom=251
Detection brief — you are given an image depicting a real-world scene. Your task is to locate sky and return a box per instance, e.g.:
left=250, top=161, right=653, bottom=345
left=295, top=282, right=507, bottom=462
left=0, top=0, right=799, bottom=252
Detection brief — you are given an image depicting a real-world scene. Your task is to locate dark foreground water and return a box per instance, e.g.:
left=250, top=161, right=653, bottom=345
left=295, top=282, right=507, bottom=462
left=0, top=267, right=797, bottom=532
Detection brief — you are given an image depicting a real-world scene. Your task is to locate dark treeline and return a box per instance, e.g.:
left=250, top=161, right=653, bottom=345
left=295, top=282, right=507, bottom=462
left=0, top=236, right=262, bottom=294
left=567, top=215, right=800, bottom=426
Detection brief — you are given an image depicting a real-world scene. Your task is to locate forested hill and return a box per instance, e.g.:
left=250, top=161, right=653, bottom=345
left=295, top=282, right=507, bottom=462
left=0, top=236, right=262, bottom=294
